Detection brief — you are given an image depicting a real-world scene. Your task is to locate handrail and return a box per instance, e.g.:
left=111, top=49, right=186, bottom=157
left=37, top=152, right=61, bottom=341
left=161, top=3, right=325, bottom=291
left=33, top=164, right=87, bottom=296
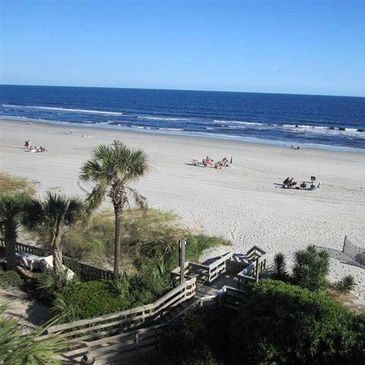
left=46, top=277, right=196, bottom=335
left=0, top=239, right=114, bottom=281
left=170, top=251, right=233, bottom=283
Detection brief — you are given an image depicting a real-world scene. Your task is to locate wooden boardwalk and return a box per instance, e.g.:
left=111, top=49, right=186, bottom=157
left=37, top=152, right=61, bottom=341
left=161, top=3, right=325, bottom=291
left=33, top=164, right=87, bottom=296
left=41, top=246, right=267, bottom=364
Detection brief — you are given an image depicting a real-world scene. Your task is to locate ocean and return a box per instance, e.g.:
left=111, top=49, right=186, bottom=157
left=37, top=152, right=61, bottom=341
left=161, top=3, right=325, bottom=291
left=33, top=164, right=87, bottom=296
left=1, top=85, right=364, bottom=150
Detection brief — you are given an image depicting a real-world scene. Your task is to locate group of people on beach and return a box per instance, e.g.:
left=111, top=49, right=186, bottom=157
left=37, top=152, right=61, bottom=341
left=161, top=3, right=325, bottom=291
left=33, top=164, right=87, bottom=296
left=24, top=139, right=48, bottom=153
left=202, top=155, right=232, bottom=169
left=282, top=176, right=318, bottom=190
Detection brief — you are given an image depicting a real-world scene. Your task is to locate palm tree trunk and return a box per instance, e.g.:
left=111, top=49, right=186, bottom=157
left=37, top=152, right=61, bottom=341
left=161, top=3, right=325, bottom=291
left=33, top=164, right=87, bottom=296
left=51, top=214, right=64, bottom=274
left=52, top=236, right=63, bottom=274
left=4, top=221, right=17, bottom=271
left=114, top=209, right=122, bottom=277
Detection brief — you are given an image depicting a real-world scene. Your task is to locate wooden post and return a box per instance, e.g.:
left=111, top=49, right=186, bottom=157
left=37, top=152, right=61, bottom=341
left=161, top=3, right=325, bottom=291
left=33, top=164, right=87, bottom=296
left=179, top=239, right=186, bottom=285
left=255, top=258, right=260, bottom=283
left=342, top=235, right=347, bottom=253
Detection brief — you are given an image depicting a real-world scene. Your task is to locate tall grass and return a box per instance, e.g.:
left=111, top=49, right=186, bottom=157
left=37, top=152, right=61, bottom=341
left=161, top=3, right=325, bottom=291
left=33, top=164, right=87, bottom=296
left=0, top=172, right=36, bottom=195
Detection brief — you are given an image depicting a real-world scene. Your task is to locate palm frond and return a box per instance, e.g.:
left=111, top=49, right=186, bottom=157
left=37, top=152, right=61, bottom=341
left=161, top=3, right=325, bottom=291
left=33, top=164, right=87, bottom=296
left=126, top=187, right=148, bottom=210
left=85, top=184, right=108, bottom=213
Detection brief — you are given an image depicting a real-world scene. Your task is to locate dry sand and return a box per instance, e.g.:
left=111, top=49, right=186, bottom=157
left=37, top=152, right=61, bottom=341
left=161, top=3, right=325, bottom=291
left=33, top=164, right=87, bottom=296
left=1, top=119, right=364, bottom=305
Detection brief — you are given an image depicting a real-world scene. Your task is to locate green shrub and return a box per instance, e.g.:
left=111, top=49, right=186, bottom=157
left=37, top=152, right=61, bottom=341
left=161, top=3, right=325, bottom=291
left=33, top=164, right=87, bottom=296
left=0, top=270, right=22, bottom=288
left=335, top=275, right=356, bottom=293
left=53, top=274, right=165, bottom=322
left=36, top=270, right=79, bottom=306
left=273, top=252, right=288, bottom=280
left=161, top=306, right=232, bottom=364
left=228, top=280, right=364, bottom=365
left=292, top=245, right=329, bottom=290
left=54, top=281, right=124, bottom=321
left=161, top=280, right=365, bottom=365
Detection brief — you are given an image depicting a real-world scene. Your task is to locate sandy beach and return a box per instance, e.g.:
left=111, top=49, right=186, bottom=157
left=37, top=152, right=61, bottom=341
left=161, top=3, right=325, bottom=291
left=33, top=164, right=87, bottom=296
left=1, top=119, right=364, bottom=305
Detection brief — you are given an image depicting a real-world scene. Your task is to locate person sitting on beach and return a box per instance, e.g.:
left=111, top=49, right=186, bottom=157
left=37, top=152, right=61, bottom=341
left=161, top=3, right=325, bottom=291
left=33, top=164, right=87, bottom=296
left=222, top=157, right=229, bottom=167
left=300, top=181, right=307, bottom=189
left=205, top=156, right=213, bottom=165
left=290, top=178, right=297, bottom=188
left=24, top=139, right=32, bottom=150
left=215, top=161, right=223, bottom=170
left=283, top=177, right=290, bottom=188
left=39, top=146, right=48, bottom=152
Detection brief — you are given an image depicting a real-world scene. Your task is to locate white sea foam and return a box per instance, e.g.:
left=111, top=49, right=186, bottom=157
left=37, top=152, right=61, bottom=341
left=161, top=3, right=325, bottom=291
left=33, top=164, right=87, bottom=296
left=281, top=124, right=365, bottom=138
left=2, top=104, right=124, bottom=116
left=158, top=127, right=184, bottom=131
left=137, top=115, right=188, bottom=121
left=213, top=119, right=264, bottom=126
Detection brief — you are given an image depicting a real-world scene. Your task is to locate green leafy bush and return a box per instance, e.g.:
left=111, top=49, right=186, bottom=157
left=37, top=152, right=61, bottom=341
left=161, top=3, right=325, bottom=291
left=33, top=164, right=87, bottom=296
left=161, top=281, right=365, bottom=365
left=292, top=245, right=329, bottom=290
left=161, top=306, right=232, bottom=364
left=0, top=270, right=22, bottom=288
left=53, top=273, right=167, bottom=321
left=335, top=274, right=356, bottom=293
left=54, top=281, right=123, bottom=321
left=228, top=280, right=364, bottom=365
left=36, top=270, right=79, bottom=306
left=273, top=252, right=288, bottom=280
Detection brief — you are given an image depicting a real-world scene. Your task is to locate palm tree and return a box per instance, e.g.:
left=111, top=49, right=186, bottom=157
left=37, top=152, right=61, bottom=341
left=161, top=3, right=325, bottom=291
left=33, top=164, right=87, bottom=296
left=0, top=303, right=67, bottom=365
left=27, top=193, right=84, bottom=274
left=0, top=193, right=33, bottom=270
left=80, top=140, right=149, bottom=276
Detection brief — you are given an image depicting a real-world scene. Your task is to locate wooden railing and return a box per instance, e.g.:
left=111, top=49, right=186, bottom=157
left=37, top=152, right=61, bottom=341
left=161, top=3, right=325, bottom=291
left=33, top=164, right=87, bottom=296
left=58, top=280, right=218, bottom=364
left=43, top=277, right=196, bottom=343
left=0, top=239, right=114, bottom=281
left=171, top=251, right=232, bottom=283
left=61, top=284, right=243, bottom=363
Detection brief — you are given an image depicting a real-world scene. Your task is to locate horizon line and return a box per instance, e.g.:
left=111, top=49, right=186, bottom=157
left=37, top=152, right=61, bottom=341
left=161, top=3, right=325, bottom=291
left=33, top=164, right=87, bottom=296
left=0, top=83, right=364, bottom=99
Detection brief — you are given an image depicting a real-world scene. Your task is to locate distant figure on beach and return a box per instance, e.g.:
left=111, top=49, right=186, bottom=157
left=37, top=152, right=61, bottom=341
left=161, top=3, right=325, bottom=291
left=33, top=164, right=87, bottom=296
left=300, top=181, right=307, bottom=189
left=24, top=139, right=31, bottom=149
left=203, top=156, right=213, bottom=166
left=283, top=177, right=290, bottom=188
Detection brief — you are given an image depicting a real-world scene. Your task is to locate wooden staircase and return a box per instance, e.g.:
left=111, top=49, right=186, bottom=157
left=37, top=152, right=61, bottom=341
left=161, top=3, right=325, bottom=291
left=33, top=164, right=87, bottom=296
left=58, top=283, right=219, bottom=364
left=44, top=247, right=266, bottom=364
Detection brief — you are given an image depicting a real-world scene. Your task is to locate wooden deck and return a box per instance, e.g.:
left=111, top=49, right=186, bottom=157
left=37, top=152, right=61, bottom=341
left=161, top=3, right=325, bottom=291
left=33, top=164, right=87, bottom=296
left=39, top=245, right=267, bottom=364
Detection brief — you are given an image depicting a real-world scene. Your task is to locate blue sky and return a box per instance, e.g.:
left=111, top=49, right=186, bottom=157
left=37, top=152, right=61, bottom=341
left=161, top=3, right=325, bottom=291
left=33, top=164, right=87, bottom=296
left=0, top=0, right=364, bottom=96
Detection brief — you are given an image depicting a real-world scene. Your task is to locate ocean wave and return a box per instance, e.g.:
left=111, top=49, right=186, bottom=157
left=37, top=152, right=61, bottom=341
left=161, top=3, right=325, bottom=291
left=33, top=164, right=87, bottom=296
left=213, top=119, right=264, bottom=126
left=137, top=115, right=189, bottom=121
left=158, top=127, right=184, bottom=131
left=281, top=124, right=365, bottom=138
left=2, top=104, right=124, bottom=116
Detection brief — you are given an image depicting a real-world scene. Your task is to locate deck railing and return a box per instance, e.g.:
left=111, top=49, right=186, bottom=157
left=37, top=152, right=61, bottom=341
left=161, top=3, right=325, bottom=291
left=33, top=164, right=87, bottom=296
left=171, top=251, right=232, bottom=283
left=43, top=277, right=196, bottom=343
left=0, top=239, right=114, bottom=281
left=59, top=283, right=245, bottom=363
